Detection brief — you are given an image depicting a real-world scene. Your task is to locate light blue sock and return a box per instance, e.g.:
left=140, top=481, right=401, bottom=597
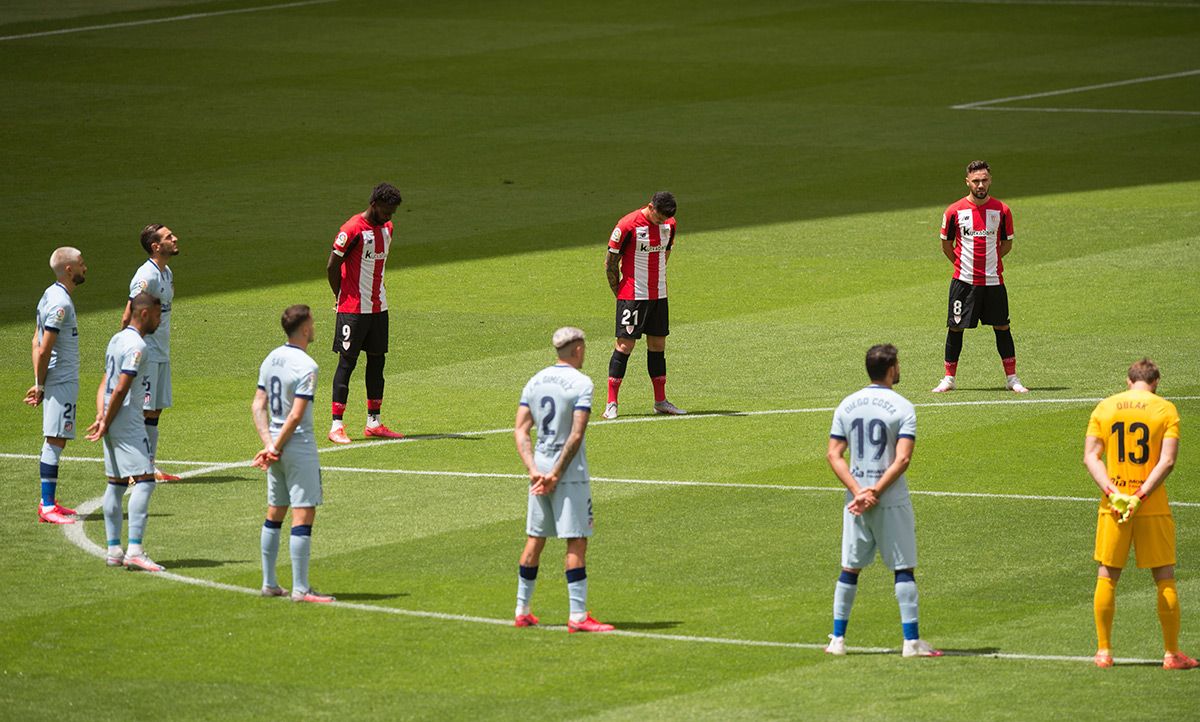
left=262, top=520, right=283, bottom=589
left=103, top=483, right=126, bottom=546
left=895, top=570, right=919, bottom=640
left=40, top=441, right=62, bottom=507
left=517, top=565, right=538, bottom=611
left=566, top=567, right=587, bottom=616
left=144, top=419, right=159, bottom=467
left=127, top=481, right=156, bottom=544
left=290, top=525, right=312, bottom=593
left=833, top=570, right=859, bottom=637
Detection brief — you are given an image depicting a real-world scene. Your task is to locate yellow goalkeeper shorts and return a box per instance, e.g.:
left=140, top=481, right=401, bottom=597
left=1094, top=511, right=1175, bottom=569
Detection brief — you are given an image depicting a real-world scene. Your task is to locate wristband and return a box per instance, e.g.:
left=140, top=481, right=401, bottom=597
left=1135, top=490, right=1146, bottom=500
left=34, top=384, right=44, bottom=392
left=268, top=444, right=280, bottom=456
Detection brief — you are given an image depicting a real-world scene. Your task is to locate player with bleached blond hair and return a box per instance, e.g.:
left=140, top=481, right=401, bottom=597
left=1085, top=358, right=1196, bottom=670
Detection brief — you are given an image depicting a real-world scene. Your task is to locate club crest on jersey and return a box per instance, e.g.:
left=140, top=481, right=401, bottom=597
left=334, top=231, right=348, bottom=249
left=64, top=421, right=73, bottom=433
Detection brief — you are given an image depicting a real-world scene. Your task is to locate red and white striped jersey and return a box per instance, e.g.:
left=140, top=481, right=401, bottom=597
left=332, top=214, right=393, bottom=314
left=940, top=196, right=1014, bottom=286
left=608, top=209, right=676, bottom=300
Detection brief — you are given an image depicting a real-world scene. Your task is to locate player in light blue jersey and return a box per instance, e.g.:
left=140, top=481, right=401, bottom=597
left=26, top=247, right=88, bottom=525
left=251, top=305, right=334, bottom=604
left=87, top=293, right=164, bottom=572
left=512, top=327, right=613, bottom=633
left=823, top=344, right=941, bottom=658
left=122, top=223, right=180, bottom=481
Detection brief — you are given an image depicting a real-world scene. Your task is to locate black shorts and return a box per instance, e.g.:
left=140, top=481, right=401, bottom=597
left=333, top=311, right=389, bottom=356
left=615, top=298, right=669, bottom=339
left=947, top=279, right=1009, bottom=329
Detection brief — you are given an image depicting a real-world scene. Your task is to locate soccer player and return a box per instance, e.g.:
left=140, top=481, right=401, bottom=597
left=1084, top=358, right=1196, bottom=670
left=512, top=327, right=613, bottom=633
left=932, top=160, right=1028, bottom=394
left=86, top=292, right=164, bottom=572
left=251, top=305, right=334, bottom=603
left=26, top=247, right=88, bottom=525
left=325, top=183, right=405, bottom=444
left=602, top=191, right=686, bottom=419
left=122, top=223, right=181, bottom=481
left=824, top=344, right=941, bottom=658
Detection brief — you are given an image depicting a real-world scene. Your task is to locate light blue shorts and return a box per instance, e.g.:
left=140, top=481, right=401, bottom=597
left=267, top=440, right=322, bottom=508
left=42, top=380, right=79, bottom=440
left=841, top=502, right=918, bottom=570
left=527, top=480, right=593, bottom=539
left=103, top=433, right=153, bottom=480
left=140, top=360, right=172, bottom=410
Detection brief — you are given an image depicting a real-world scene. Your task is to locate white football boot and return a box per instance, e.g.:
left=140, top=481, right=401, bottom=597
left=1006, top=375, right=1029, bottom=393
left=931, top=376, right=956, bottom=393
left=902, top=639, right=943, bottom=657
left=653, top=400, right=687, bottom=415
left=602, top=402, right=618, bottom=420
left=825, top=635, right=847, bottom=656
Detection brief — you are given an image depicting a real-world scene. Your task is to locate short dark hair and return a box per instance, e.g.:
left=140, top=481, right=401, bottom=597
left=140, top=224, right=165, bottom=254
left=650, top=191, right=676, bottom=217
left=130, top=291, right=161, bottom=314
left=1127, top=357, right=1160, bottom=385
left=865, top=343, right=899, bottom=382
left=370, top=183, right=403, bottom=207
left=281, top=304, right=312, bottom=337
left=966, top=160, right=990, bottom=175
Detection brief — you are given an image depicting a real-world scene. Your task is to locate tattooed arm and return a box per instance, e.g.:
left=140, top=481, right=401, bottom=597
left=605, top=251, right=621, bottom=297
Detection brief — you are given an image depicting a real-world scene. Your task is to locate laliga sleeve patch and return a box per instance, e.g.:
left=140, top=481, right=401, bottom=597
left=54, top=307, right=66, bottom=321
left=335, top=231, right=349, bottom=249
left=609, top=227, right=621, bottom=243
left=135, top=280, right=149, bottom=293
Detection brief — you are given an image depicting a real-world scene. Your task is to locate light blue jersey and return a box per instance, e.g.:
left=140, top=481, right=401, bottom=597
left=257, top=344, right=318, bottom=443
left=103, top=327, right=148, bottom=441
left=130, top=260, right=173, bottom=362
left=36, top=282, right=79, bottom=384
left=830, top=385, right=917, bottom=508
left=519, top=364, right=593, bottom=483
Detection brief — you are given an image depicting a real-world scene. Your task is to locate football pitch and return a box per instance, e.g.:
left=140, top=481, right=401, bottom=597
left=2, top=0, right=1199, bottom=718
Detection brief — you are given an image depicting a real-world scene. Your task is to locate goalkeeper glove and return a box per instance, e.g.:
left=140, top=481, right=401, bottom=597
left=1108, top=492, right=1142, bottom=524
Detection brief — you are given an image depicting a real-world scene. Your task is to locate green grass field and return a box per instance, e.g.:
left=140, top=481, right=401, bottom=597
left=2, top=0, right=1199, bottom=718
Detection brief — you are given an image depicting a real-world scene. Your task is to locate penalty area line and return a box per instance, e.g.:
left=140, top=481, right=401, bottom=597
left=60, top=498, right=1157, bottom=665
left=0, top=0, right=338, bottom=42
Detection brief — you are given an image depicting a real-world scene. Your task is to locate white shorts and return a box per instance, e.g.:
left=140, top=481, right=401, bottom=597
left=267, top=441, right=322, bottom=508
left=42, top=380, right=79, bottom=440
left=841, top=503, right=918, bottom=570
left=103, top=432, right=153, bottom=480
left=527, top=480, right=593, bottom=539
left=140, top=360, right=172, bottom=410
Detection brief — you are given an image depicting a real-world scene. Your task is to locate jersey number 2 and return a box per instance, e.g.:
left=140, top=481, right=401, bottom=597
left=539, top=396, right=556, bottom=436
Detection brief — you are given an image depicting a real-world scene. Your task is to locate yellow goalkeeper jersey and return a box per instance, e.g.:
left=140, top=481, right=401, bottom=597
left=1086, top=389, right=1180, bottom=516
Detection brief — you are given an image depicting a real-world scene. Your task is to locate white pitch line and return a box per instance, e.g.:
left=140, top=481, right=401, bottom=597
left=953, top=68, right=1200, bottom=110
left=319, top=465, right=1200, bottom=508
left=0, top=0, right=338, bottom=42
left=963, top=106, right=1200, bottom=116
left=59, top=497, right=1158, bottom=665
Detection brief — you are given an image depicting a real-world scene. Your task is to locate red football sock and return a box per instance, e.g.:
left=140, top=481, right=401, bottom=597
left=1002, top=357, right=1016, bottom=376
left=331, top=402, right=346, bottom=420
left=367, top=399, right=382, bottom=415
left=651, top=376, right=667, bottom=403
left=944, top=361, right=958, bottom=377
left=607, top=377, right=622, bottom=404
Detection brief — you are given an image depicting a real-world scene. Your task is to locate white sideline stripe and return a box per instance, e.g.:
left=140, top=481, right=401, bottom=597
left=59, top=496, right=1159, bottom=665
left=953, top=68, right=1200, bottom=109
left=963, top=106, right=1200, bottom=116
left=0, top=452, right=221, bottom=466
left=318, top=465, right=1200, bottom=508
left=0, top=0, right=337, bottom=42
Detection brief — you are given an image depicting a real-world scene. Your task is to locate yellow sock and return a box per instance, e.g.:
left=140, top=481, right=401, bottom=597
left=1156, top=578, right=1181, bottom=655
left=1094, top=576, right=1116, bottom=651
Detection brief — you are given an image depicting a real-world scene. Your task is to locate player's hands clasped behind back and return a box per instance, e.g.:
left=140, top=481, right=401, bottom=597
left=251, top=448, right=280, bottom=470
left=24, top=386, right=44, bottom=406
left=846, top=487, right=878, bottom=516
left=530, top=472, right=559, bottom=496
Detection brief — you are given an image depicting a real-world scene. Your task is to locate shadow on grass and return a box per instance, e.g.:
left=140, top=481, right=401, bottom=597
left=949, top=387, right=1072, bottom=393
left=158, top=558, right=244, bottom=569
left=940, top=647, right=1002, bottom=656
left=164, top=475, right=241, bottom=484
left=82, top=511, right=172, bottom=522
left=332, top=592, right=409, bottom=601
left=609, top=621, right=683, bottom=630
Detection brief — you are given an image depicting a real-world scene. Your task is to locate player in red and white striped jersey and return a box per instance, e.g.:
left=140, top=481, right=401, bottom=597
left=602, top=191, right=686, bottom=419
left=933, top=161, right=1027, bottom=394
left=324, top=183, right=404, bottom=443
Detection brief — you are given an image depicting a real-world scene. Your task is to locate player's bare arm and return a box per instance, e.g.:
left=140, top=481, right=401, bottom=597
left=538, top=409, right=589, bottom=495
left=326, top=251, right=345, bottom=300
left=998, top=238, right=1013, bottom=259
left=25, top=328, right=58, bottom=406
left=272, top=396, right=309, bottom=455
left=826, top=437, right=869, bottom=512
left=250, top=389, right=277, bottom=468
left=1083, top=435, right=1116, bottom=496
left=119, top=300, right=132, bottom=329
left=1135, top=437, right=1179, bottom=500
left=86, top=372, right=131, bottom=441
left=870, top=437, right=914, bottom=498
left=513, top=405, right=539, bottom=482
left=941, top=239, right=956, bottom=263
left=605, top=251, right=621, bottom=297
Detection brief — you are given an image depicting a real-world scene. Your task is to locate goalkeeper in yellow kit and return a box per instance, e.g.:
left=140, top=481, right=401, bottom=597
left=1083, top=358, right=1196, bottom=670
